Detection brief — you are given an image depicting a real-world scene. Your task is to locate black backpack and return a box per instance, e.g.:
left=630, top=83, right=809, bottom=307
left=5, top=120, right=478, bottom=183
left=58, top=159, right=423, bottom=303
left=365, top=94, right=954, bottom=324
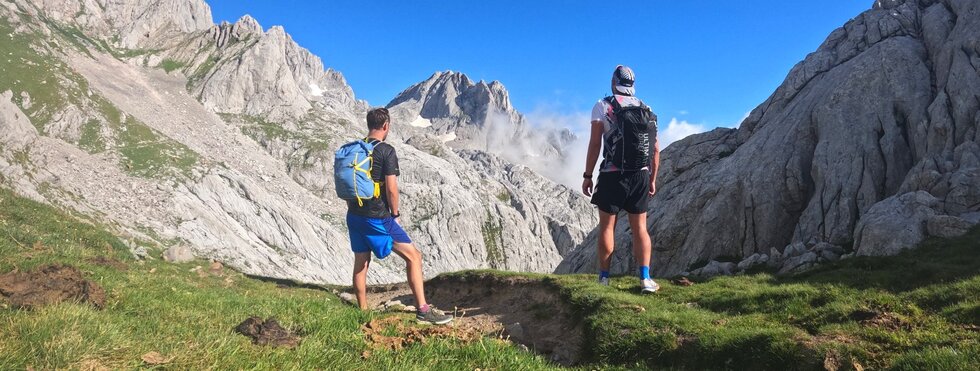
left=605, top=96, right=654, bottom=171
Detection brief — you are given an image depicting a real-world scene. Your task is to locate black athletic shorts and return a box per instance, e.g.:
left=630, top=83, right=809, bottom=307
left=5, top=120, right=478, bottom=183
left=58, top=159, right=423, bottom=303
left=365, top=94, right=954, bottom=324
left=591, top=170, right=650, bottom=214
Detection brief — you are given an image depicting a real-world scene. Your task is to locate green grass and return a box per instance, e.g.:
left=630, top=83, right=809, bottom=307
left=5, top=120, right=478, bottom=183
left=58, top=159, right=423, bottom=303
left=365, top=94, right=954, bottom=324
left=187, top=55, right=219, bottom=89
left=0, top=184, right=977, bottom=370
left=115, top=115, right=199, bottom=179
left=87, top=92, right=199, bottom=179
left=0, top=187, right=560, bottom=370
left=228, top=114, right=336, bottom=168
left=158, top=59, right=186, bottom=73
left=436, top=227, right=980, bottom=370
left=541, top=227, right=978, bottom=370
left=77, top=119, right=106, bottom=153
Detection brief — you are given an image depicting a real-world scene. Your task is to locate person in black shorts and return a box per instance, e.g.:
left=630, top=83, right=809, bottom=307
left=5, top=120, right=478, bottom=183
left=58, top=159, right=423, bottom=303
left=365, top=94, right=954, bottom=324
left=581, top=65, right=662, bottom=293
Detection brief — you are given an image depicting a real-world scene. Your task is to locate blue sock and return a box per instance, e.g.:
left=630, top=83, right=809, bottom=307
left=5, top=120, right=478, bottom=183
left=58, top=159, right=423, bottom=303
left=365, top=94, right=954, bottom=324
left=599, top=271, right=610, bottom=279
left=639, top=266, right=651, bottom=280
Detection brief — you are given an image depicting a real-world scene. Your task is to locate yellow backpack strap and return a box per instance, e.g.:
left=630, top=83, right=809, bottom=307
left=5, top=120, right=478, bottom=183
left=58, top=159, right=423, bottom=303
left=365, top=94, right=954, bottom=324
left=363, top=138, right=383, bottom=199
left=351, top=153, right=370, bottom=207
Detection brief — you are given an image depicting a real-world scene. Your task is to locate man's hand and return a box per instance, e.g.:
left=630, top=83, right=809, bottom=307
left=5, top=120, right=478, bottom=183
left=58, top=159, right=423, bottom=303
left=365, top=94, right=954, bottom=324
left=648, top=176, right=657, bottom=196
left=582, top=178, right=595, bottom=197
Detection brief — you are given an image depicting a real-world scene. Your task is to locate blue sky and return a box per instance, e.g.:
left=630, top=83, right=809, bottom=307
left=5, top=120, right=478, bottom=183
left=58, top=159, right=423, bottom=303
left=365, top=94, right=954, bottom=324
left=206, top=0, right=869, bottom=142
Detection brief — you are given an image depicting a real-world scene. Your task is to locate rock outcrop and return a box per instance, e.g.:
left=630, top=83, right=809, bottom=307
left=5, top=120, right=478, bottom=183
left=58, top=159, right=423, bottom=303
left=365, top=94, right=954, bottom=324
left=559, top=0, right=980, bottom=277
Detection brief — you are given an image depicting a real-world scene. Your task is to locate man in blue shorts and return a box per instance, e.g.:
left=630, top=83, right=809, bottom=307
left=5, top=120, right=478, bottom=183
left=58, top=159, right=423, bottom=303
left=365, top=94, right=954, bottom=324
left=347, top=108, right=453, bottom=325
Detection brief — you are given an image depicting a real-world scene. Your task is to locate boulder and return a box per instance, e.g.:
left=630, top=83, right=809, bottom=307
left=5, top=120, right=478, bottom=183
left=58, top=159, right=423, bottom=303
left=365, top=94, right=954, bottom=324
left=162, top=245, right=194, bottom=263
left=691, top=261, right=737, bottom=278
left=778, top=252, right=819, bottom=274
left=131, top=246, right=150, bottom=260
left=926, top=215, right=976, bottom=238
left=854, top=191, right=939, bottom=256
left=736, top=253, right=769, bottom=271
left=338, top=292, right=357, bottom=306
left=960, top=212, right=980, bottom=225
left=813, top=242, right=844, bottom=262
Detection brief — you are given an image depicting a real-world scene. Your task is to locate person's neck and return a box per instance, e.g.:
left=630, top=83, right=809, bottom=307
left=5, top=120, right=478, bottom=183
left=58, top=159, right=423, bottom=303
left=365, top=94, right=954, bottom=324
left=366, top=131, right=385, bottom=141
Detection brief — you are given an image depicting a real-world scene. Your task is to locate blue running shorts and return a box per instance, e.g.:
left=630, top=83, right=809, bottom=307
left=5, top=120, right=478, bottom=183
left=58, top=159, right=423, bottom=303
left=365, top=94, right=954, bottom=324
left=346, top=213, right=413, bottom=259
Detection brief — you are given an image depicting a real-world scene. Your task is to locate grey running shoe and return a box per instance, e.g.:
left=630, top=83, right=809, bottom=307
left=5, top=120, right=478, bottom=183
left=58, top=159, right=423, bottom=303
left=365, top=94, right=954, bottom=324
left=641, top=278, right=660, bottom=294
left=417, top=306, right=454, bottom=325
left=598, top=276, right=610, bottom=286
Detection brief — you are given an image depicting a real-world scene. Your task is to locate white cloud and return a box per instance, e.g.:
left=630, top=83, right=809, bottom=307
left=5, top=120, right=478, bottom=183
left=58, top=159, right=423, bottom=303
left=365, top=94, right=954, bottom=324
left=493, top=107, right=739, bottom=189
left=659, top=118, right=711, bottom=147
left=678, top=110, right=689, bottom=115
left=520, top=108, right=592, bottom=189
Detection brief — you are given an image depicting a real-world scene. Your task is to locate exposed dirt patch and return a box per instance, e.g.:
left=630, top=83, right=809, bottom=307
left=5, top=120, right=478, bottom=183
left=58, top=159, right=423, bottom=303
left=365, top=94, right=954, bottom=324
left=365, top=273, right=584, bottom=365
left=140, top=351, right=173, bottom=365
left=672, top=277, right=695, bottom=286
left=235, top=316, right=301, bottom=348
left=86, top=256, right=128, bottom=271
left=862, top=312, right=912, bottom=331
left=850, top=309, right=911, bottom=331
left=823, top=348, right=842, bottom=371
left=361, top=316, right=485, bottom=353
left=0, top=264, right=106, bottom=309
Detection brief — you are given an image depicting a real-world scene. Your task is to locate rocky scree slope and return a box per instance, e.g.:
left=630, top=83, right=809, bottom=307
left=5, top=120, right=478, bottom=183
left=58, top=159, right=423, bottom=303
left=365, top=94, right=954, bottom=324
left=559, top=0, right=980, bottom=277
left=0, top=0, right=595, bottom=284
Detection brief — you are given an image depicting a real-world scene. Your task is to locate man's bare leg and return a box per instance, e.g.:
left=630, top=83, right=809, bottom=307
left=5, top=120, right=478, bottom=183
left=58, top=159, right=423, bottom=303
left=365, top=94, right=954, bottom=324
left=392, top=242, right=428, bottom=308
left=628, top=212, right=658, bottom=292
left=598, top=211, right=617, bottom=272
left=352, top=252, right=371, bottom=310
left=628, top=212, right=652, bottom=269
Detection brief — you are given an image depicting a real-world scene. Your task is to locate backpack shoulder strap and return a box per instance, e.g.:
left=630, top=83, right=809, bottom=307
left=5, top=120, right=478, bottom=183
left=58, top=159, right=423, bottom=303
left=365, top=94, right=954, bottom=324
left=604, top=96, right=623, bottom=113
left=360, top=138, right=382, bottom=152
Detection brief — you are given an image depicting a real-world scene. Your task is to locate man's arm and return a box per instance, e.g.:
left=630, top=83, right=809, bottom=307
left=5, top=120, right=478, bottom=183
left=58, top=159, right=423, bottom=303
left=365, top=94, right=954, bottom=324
left=582, top=120, right=604, bottom=196
left=649, top=113, right=660, bottom=196
left=649, top=138, right=660, bottom=196
left=386, top=174, right=399, bottom=217
left=381, top=145, right=402, bottom=217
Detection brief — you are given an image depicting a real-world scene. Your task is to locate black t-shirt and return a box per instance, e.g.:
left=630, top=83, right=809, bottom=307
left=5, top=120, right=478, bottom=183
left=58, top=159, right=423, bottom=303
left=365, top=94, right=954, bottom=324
left=346, top=140, right=400, bottom=218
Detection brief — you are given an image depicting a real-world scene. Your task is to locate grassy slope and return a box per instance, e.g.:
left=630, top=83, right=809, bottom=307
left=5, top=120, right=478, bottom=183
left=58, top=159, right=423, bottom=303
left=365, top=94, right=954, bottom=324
left=0, top=185, right=977, bottom=370
left=0, top=187, right=553, bottom=370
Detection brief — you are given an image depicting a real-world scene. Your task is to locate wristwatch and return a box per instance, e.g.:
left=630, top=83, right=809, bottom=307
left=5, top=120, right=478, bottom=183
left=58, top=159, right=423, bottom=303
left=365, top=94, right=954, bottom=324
left=583, top=172, right=593, bottom=179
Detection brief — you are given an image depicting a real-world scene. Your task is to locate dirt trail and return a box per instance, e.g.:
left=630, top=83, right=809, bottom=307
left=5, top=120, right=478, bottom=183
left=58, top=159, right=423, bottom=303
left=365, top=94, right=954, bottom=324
left=364, top=273, right=583, bottom=365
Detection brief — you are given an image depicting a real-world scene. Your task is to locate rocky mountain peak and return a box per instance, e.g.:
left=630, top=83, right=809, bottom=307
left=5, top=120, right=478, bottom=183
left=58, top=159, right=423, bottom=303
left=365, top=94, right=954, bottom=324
left=235, top=14, right=263, bottom=34
left=387, top=70, right=520, bottom=126
left=23, top=0, right=213, bottom=48
left=385, top=70, right=580, bottom=191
